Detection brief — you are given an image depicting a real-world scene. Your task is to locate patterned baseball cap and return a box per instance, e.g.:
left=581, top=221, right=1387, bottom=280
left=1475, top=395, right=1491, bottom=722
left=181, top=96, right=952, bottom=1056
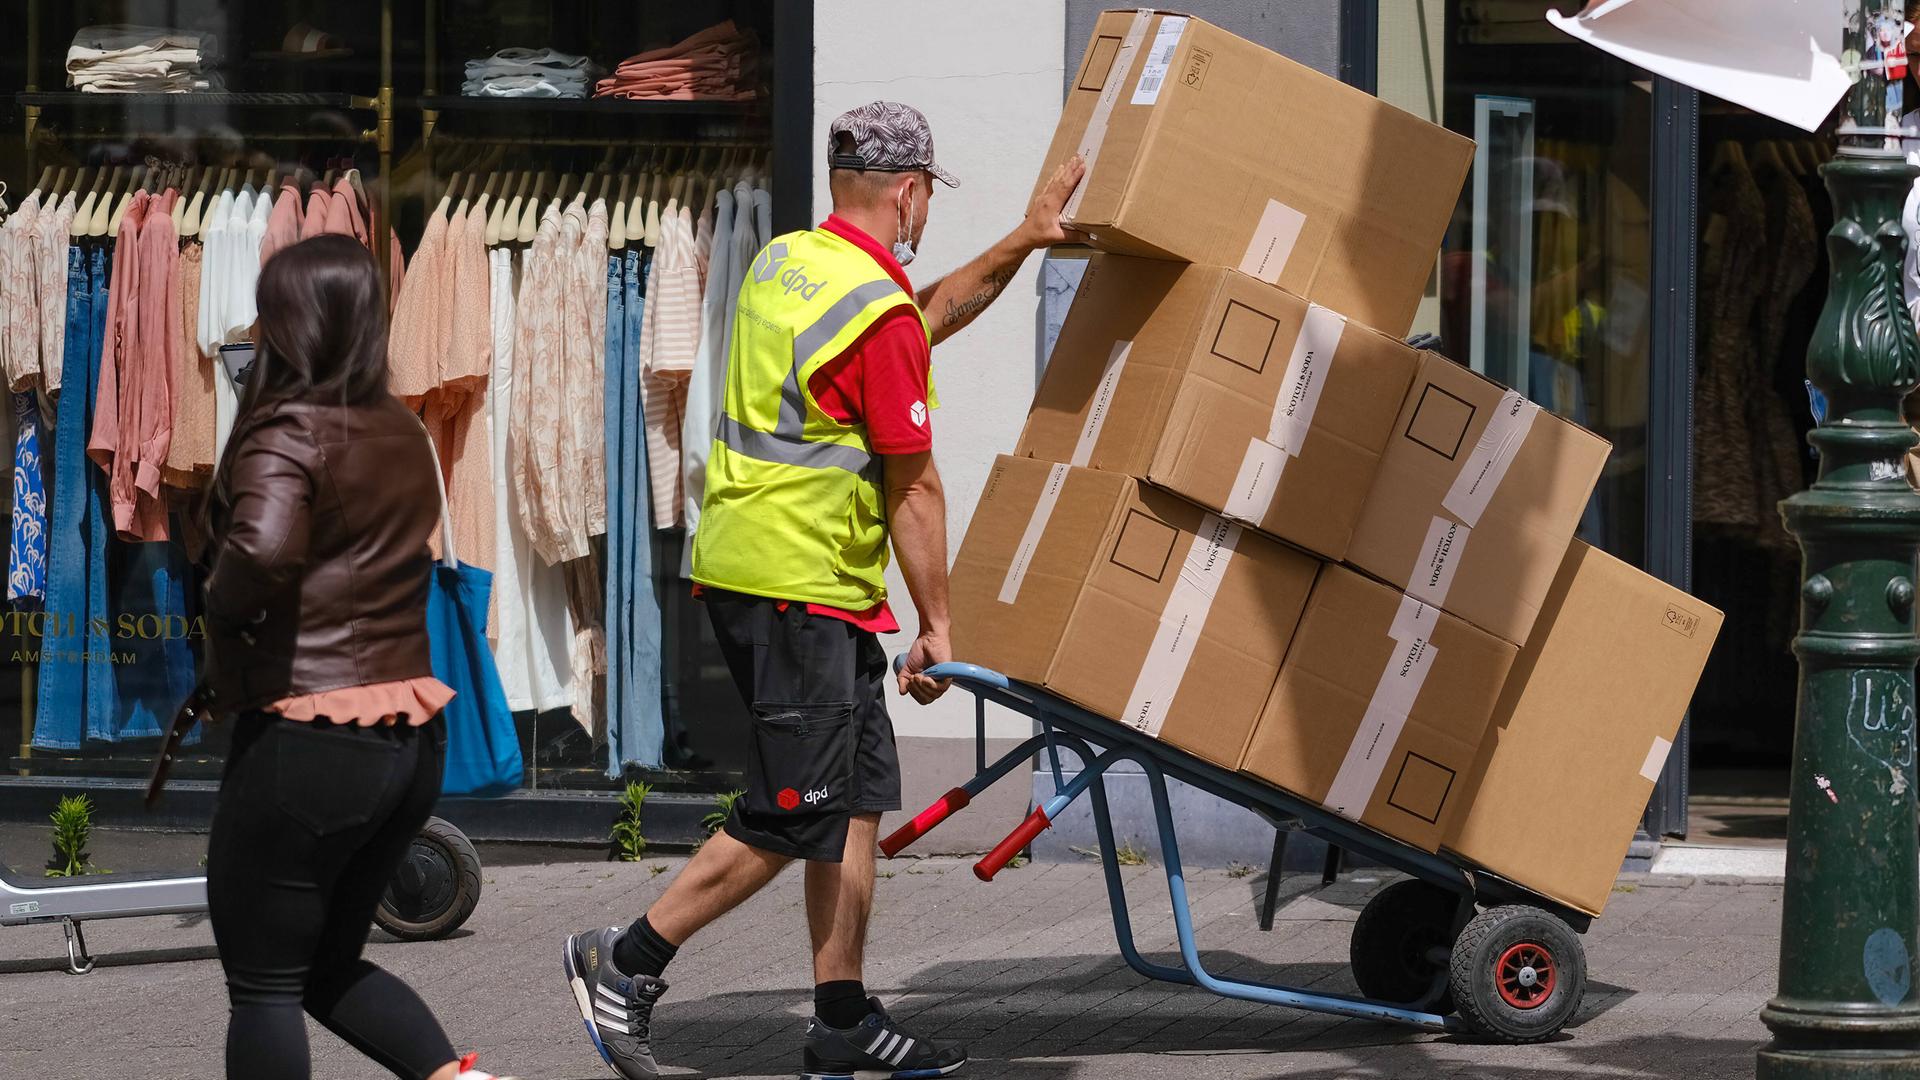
left=827, top=101, right=959, bottom=188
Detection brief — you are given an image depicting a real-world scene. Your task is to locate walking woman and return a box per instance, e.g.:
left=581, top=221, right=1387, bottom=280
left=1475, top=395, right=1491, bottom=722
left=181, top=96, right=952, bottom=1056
left=201, top=234, right=511, bottom=1080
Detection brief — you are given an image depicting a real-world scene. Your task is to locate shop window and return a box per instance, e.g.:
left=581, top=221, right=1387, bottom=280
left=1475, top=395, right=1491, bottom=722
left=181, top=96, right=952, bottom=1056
left=0, top=1, right=803, bottom=802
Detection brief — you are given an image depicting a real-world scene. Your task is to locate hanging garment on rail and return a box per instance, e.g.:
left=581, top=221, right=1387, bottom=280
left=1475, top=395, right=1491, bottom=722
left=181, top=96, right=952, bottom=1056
left=34, top=243, right=116, bottom=749
left=487, top=246, right=573, bottom=714
left=605, top=245, right=664, bottom=771
left=88, top=190, right=178, bottom=544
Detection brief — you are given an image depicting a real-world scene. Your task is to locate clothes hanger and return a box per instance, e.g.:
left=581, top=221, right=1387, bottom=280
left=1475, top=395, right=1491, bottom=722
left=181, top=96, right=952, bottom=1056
left=107, top=165, right=146, bottom=237
left=29, top=166, right=53, bottom=201
left=76, top=166, right=109, bottom=236
left=497, top=171, right=528, bottom=246
left=611, top=174, right=634, bottom=251
left=87, top=166, right=123, bottom=237
left=484, top=171, right=514, bottom=246
left=517, top=172, right=546, bottom=242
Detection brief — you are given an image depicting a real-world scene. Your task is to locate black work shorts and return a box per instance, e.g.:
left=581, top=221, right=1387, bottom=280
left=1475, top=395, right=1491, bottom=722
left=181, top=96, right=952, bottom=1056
left=705, top=590, right=902, bottom=863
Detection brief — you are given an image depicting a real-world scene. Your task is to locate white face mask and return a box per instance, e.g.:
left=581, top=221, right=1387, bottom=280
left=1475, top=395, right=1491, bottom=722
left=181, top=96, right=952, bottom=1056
left=893, top=185, right=918, bottom=266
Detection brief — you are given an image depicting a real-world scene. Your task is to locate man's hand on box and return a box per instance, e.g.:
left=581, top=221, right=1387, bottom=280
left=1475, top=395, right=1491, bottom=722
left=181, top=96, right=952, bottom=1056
left=1023, top=155, right=1090, bottom=249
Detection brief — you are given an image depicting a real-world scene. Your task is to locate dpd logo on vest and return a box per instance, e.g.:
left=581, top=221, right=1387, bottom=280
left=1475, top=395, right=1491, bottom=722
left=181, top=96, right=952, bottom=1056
left=751, top=240, right=828, bottom=301
left=751, top=241, right=789, bottom=283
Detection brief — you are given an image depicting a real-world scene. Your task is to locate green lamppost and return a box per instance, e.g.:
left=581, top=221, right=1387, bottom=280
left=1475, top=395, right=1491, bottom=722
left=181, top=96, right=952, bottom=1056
left=1759, top=3, right=1920, bottom=1076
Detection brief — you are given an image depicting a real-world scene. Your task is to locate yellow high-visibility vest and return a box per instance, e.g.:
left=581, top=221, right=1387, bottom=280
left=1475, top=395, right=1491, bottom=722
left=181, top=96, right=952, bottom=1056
left=691, top=228, right=932, bottom=609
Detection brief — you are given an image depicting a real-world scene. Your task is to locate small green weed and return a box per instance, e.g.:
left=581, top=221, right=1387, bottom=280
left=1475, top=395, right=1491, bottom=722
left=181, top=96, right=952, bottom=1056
left=650, top=864, right=668, bottom=878
left=702, top=789, right=745, bottom=836
left=46, top=794, right=100, bottom=878
left=609, top=782, right=653, bottom=862
left=1226, top=861, right=1256, bottom=879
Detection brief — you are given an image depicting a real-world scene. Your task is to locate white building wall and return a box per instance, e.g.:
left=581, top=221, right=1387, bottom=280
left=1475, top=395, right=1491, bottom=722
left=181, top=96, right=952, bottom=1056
left=813, top=3, right=1066, bottom=744
left=813, top=3, right=1067, bottom=850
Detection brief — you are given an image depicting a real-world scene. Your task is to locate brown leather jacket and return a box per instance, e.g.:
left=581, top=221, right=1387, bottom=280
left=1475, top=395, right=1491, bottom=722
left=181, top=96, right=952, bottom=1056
left=203, top=395, right=440, bottom=713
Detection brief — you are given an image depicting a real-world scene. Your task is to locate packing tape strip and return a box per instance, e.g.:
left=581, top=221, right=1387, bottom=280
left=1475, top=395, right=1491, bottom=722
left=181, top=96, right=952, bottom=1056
left=1223, top=437, right=1288, bottom=524
left=1072, top=339, right=1132, bottom=467
left=1323, top=601, right=1440, bottom=820
left=1640, top=735, right=1674, bottom=783
left=1442, top=390, right=1540, bottom=528
left=1407, top=515, right=1470, bottom=610
left=1239, top=198, right=1309, bottom=286
left=998, top=462, right=1072, bottom=605
left=1062, top=8, right=1155, bottom=222
left=1123, top=512, right=1242, bottom=737
left=1220, top=304, right=1348, bottom=525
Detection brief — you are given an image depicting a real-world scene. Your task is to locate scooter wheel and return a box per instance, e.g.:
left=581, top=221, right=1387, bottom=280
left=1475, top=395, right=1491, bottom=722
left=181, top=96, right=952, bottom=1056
left=375, top=817, right=482, bottom=942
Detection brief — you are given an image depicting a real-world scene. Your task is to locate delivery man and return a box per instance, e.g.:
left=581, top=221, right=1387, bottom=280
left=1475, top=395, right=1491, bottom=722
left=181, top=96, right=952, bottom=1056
left=562, top=101, right=1085, bottom=1080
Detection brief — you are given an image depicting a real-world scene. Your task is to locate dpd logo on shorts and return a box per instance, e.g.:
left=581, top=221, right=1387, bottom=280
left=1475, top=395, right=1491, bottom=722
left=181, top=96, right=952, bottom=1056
left=775, top=785, right=831, bottom=811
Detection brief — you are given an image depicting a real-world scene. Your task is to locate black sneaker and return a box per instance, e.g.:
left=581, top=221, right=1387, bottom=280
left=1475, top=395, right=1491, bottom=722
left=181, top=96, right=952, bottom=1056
left=801, top=997, right=967, bottom=1080
left=563, top=927, right=667, bottom=1079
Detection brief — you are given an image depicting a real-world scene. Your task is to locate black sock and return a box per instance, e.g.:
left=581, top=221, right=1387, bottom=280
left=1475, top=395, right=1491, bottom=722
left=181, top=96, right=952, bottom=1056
left=815, top=980, right=871, bottom=1029
left=611, top=915, right=678, bottom=978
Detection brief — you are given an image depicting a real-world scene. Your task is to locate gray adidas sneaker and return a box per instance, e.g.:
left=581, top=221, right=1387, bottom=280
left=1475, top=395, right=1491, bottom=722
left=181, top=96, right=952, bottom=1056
left=563, top=927, right=668, bottom=1079
left=801, top=997, right=967, bottom=1079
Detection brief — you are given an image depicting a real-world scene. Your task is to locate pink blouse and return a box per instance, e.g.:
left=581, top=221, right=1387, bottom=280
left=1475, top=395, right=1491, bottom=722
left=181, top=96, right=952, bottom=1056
left=268, top=677, right=456, bottom=727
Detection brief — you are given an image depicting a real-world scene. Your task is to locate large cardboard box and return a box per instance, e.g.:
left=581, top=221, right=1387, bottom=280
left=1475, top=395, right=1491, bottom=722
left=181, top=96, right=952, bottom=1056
left=949, top=455, right=1319, bottom=769
left=1444, top=542, right=1723, bottom=917
left=1038, top=9, right=1474, bottom=334
left=1242, top=563, right=1517, bottom=852
left=1346, top=352, right=1611, bottom=647
left=1018, top=255, right=1419, bottom=561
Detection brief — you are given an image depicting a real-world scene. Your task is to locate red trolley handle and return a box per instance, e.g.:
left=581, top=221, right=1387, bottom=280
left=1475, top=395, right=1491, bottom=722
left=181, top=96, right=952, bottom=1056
left=880, top=787, right=972, bottom=858
left=975, top=807, right=1052, bottom=881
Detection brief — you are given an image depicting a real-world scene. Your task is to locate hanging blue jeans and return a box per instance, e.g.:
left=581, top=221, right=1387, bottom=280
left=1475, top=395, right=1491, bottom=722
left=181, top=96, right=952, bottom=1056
left=35, top=243, right=114, bottom=749
left=603, top=248, right=665, bottom=775
left=107, top=520, right=196, bottom=741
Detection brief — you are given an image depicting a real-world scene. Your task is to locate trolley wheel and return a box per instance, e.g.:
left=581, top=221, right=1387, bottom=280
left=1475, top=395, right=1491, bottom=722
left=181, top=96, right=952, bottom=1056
left=1448, top=904, right=1586, bottom=1043
left=1350, top=879, right=1458, bottom=1014
left=374, top=817, right=482, bottom=942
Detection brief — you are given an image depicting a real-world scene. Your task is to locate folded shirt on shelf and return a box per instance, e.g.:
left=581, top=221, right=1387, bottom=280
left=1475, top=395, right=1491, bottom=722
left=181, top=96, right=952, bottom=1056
left=595, top=20, right=761, bottom=101
left=68, top=25, right=220, bottom=94
left=463, top=48, right=598, bottom=99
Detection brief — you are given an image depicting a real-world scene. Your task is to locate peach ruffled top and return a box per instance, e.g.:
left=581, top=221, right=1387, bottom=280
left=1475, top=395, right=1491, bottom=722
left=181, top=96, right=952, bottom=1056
left=267, top=677, right=457, bottom=727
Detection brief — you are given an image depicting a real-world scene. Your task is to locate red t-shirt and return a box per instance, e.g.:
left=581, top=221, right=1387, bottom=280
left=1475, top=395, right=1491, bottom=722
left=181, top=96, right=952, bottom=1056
left=697, top=216, right=932, bottom=634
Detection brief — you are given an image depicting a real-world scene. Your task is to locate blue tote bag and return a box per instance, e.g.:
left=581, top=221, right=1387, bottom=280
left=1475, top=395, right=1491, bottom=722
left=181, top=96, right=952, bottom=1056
left=423, top=432, right=523, bottom=797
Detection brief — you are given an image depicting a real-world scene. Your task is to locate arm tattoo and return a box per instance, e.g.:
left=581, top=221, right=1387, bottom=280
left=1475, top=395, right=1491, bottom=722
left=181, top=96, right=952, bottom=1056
left=941, top=265, right=1019, bottom=329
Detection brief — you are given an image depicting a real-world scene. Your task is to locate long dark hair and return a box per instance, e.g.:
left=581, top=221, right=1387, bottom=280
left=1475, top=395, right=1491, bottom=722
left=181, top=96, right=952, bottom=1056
left=205, top=234, right=391, bottom=533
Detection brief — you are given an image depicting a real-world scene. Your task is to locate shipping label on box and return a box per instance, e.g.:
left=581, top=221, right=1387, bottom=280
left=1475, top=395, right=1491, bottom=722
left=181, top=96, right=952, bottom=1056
left=951, top=455, right=1318, bottom=769
left=1019, top=255, right=1417, bottom=560
left=1039, top=9, right=1475, bottom=334
left=1242, top=564, right=1516, bottom=852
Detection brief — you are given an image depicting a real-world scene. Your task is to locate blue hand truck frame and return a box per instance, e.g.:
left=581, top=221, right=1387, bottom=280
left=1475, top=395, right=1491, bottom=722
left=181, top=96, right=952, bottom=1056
left=882, top=661, right=1596, bottom=1044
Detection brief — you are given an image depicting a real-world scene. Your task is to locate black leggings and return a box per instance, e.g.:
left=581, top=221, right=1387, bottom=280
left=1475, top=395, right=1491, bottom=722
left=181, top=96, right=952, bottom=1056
left=207, top=714, right=457, bottom=1080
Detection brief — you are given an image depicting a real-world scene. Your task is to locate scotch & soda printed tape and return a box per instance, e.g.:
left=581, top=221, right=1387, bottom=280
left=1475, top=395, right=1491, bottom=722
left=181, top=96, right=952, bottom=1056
left=1123, top=513, right=1241, bottom=737
left=1323, top=618, right=1440, bottom=820
left=1072, top=339, right=1132, bottom=467
left=998, top=462, right=1072, bottom=605
left=1406, top=515, right=1469, bottom=610
left=1442, top=390, right=1540, bottom=528
left=1221, top=303, right=1347, bottom=525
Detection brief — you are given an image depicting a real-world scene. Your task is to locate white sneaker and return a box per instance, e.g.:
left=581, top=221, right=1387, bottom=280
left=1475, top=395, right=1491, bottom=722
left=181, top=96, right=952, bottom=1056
left=455, top=1052, right=519, bottom=1080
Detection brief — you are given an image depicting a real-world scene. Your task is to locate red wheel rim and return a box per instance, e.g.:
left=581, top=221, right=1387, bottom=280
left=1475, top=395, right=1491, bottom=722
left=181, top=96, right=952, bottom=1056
left=1495, top=942, right=1556, bottom=1009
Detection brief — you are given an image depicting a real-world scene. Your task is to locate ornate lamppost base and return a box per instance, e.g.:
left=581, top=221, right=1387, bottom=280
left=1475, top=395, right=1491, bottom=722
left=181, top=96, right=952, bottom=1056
left=1760, top=1048, right=1920, bottom=1078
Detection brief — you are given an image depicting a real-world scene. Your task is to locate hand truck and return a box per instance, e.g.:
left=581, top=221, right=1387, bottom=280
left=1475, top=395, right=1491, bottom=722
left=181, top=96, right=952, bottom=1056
left=883, top=661, right=1596, bottom=1044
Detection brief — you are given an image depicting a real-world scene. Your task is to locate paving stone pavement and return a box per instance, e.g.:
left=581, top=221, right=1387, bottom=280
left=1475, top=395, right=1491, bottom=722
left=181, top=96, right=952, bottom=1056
left=0, top=855, right=1778, bottom=1079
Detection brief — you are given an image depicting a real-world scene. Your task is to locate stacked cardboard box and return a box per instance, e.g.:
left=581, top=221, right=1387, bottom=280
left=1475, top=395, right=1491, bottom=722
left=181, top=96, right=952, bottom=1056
left=950, top=11, right=1717, bottom=882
